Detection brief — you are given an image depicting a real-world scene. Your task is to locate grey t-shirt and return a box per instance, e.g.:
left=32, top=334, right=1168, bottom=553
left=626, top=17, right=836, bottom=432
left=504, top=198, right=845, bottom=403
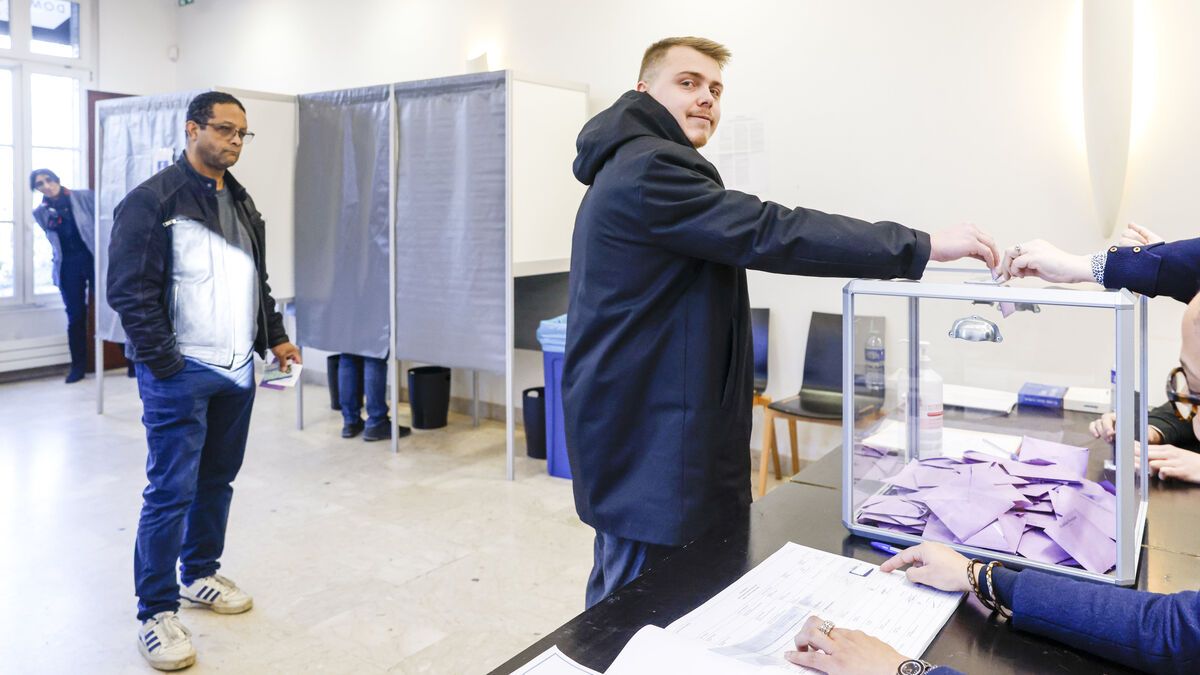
left=216, top=188, right=259, bottom=367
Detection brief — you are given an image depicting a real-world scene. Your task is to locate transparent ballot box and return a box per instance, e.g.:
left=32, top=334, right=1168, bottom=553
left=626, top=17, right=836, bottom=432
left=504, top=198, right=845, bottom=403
left=841, top=275, right=1149, bottom=585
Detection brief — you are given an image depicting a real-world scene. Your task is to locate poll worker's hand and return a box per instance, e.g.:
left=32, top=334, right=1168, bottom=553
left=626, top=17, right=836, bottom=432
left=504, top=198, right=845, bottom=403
left=929, top=223, right=1000, bottom=270
left=1090, top=412, right=1163, bottom=445
left=785, top=614, right=908, bottom=675
left=879, top=542, right=971, bottom=592
left=1141, top=444, right=1200, bottom=483
left=270, top=341, right=303, bottom=373
left=1117, top=222, right=1164, bottom=247
left=999, top=239, right=1092, bottom=284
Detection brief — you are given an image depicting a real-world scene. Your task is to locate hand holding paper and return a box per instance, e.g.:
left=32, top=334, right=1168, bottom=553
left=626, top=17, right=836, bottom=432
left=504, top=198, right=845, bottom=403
left=998, top=239, right=1092, bottom=284
left=929, top=222, right=1000, bottom=269
left=270, top=341, right=303, bottom=373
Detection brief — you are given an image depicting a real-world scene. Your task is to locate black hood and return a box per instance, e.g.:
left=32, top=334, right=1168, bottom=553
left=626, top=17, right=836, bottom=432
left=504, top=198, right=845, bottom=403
left=573, top=91, right=695, bottom=186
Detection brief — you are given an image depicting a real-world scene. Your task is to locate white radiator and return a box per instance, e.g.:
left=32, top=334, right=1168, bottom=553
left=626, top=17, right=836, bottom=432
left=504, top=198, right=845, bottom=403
left=0, top=335, right=70, bottom=373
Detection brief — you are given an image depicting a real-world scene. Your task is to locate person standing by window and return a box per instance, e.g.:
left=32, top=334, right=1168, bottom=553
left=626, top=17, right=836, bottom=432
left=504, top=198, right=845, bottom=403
left=31, top=169, right=95, bottom=383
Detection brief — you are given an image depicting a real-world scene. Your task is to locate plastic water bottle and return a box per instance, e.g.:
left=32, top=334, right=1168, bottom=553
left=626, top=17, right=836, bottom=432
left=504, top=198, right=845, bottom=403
left=865, top=329, right=885, bottom=397
left=1110, top=367, right=1117, bottom=413
left=918, top=342, right=943, bottom=458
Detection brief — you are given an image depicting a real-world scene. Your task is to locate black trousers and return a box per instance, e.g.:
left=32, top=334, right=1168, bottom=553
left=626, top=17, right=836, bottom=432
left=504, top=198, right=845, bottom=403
left=58, top=252, right=93, bottom=373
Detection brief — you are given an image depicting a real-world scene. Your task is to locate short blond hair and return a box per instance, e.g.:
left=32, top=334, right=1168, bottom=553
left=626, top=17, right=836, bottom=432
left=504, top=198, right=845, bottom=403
left=639, top=37, right=731, bottom=82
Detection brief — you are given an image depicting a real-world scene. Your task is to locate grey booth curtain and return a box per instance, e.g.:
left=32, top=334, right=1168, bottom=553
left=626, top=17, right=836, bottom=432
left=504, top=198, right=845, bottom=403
left=294, top=86, right=392, bottom=358
left=96, top=92, right=198, bottom=343
left=393, top=72, right=508, bottom=373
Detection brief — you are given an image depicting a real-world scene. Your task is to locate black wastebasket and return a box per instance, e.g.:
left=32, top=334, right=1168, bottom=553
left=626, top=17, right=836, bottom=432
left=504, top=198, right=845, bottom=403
left=408, top=366, right=451, bottom=429
left=522, top=387, right=547, bottom=459
left=326, top=355, right=341, bottom=411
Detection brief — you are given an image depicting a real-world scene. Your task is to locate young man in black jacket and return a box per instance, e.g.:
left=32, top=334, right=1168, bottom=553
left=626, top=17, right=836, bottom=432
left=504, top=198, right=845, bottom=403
left=108, top=91, right=300, bottom=671
left=564, top=36, right=1001, bottom=608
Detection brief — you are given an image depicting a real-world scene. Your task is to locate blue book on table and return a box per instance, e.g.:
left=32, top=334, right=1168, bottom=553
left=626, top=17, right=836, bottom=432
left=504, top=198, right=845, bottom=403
left=1018, top=382, right=1067, bottom=409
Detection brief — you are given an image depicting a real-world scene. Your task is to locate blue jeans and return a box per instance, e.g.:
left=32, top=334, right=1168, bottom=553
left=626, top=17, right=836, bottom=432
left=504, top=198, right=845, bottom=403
left=339, top=354, right=389, bottom=427
left=133, top=357, right=256, bottom=621
left=585, top=530, right=677, bottom=608
left=58, top=251, right=93, bottom=373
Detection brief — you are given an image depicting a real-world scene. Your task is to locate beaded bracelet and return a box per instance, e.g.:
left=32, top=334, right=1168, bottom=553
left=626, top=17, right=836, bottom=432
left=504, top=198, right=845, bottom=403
left=984, top=561, right=1013, bottom=620
left=967, top=559, right=996, bottom=611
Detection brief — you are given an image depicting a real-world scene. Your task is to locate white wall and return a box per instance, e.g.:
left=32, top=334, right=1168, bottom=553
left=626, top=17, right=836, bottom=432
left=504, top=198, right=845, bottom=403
left=159, top=0, right=1199, bottom=451
left=95, top=0, right=178, bottom=95
left=15, top=2, right=1194, bottom=454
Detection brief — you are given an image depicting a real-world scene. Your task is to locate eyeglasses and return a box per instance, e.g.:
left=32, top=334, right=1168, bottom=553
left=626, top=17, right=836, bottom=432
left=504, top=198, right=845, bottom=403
left=1166, top=366, right=1200, bottom=422
left=199, top=122, right=255, bottom=143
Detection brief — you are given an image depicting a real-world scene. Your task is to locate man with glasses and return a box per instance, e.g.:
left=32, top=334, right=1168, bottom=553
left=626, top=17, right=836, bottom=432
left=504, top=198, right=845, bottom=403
left=30, top=169, right=96, bottom=383
left=108, top=91, right=300, bottom=671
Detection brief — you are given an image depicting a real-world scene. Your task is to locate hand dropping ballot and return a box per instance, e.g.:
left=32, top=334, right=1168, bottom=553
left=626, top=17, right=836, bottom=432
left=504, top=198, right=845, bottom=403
left=260, top=360, right=302, bottom=390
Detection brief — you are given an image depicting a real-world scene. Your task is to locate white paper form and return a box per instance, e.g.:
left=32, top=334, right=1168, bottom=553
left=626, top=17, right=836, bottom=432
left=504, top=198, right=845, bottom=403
left=943, top=384, right=1018, bottom=414
left=665, top=542, right=962, bottom=672
left=863, top=419, right=1020, bottom=460
left=608, top=626, right=764, bottom=675
left=510, top=646, right=600, bottom=675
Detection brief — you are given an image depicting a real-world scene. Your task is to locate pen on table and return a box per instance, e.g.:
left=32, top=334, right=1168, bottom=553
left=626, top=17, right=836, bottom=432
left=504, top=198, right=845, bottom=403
left=870, top=541, right=903, bottom=556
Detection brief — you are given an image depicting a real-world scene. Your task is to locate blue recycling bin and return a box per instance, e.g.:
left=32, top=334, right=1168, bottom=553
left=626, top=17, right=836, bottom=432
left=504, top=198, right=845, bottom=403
left=536, top=315, right=571, bottom=479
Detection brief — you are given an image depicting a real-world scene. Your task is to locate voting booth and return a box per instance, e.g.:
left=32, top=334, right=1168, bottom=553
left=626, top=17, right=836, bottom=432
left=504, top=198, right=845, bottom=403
left=840, top=274, right=1149, bottom=585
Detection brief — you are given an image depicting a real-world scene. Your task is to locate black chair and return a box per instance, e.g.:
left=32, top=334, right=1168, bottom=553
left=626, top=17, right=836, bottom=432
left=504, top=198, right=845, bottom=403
left=751, top=307, right=770, bottom=397
left=750, top=308, right=778, bottom=484
left=758, top=312, right=884, bottom=496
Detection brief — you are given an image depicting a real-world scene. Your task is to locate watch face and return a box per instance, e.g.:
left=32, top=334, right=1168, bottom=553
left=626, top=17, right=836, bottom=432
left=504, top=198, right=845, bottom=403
left=898, top=660, right=924, bottom=675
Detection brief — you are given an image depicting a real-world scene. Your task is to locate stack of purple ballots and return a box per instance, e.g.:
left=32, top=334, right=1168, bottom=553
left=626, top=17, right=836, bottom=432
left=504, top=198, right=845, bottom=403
left=854, top=436, right=1117, bottom=574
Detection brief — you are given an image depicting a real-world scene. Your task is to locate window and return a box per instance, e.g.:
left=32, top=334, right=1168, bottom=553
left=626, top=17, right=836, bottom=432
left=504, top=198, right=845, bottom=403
left=30, top=72, right=80, bottom=295
left=0, top=0, right=93, bottom=307
left=0, top=68, right=13, bottom=298
left=0, top=2, right=11, bottom=50
left=31, top=1, right=80, bottom=58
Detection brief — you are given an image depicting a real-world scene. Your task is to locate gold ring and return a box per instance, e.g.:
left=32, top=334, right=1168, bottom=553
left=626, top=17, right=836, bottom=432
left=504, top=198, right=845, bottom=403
left=818, top=620, right=835, bottom=637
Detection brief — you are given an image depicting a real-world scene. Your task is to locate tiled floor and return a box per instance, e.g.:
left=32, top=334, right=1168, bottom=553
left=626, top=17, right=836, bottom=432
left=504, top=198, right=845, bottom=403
left=0, top=372, right=796, bottom=673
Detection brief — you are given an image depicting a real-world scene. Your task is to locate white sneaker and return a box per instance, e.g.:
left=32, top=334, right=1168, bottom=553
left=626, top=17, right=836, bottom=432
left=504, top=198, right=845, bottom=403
left=180, top=574, right=254, bottom=614
left=138, top=611, right=196, bottom=671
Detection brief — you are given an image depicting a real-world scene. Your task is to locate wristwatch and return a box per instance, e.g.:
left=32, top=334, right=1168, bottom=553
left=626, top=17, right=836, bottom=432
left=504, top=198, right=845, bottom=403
left=897, top=659, right=934, bottom=675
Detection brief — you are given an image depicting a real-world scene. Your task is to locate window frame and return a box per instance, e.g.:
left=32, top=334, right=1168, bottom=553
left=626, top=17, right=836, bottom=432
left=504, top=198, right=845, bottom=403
left=0, top=0, right=96, bottom=309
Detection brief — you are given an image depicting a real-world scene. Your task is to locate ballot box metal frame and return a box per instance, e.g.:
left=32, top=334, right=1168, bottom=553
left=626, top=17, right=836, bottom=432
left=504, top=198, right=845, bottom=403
left=840, top=278, right=1149, bottom=585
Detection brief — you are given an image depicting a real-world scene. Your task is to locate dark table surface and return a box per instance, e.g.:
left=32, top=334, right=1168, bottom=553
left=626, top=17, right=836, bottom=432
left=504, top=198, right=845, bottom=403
left=490, top=406, right=1200, bottom=674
